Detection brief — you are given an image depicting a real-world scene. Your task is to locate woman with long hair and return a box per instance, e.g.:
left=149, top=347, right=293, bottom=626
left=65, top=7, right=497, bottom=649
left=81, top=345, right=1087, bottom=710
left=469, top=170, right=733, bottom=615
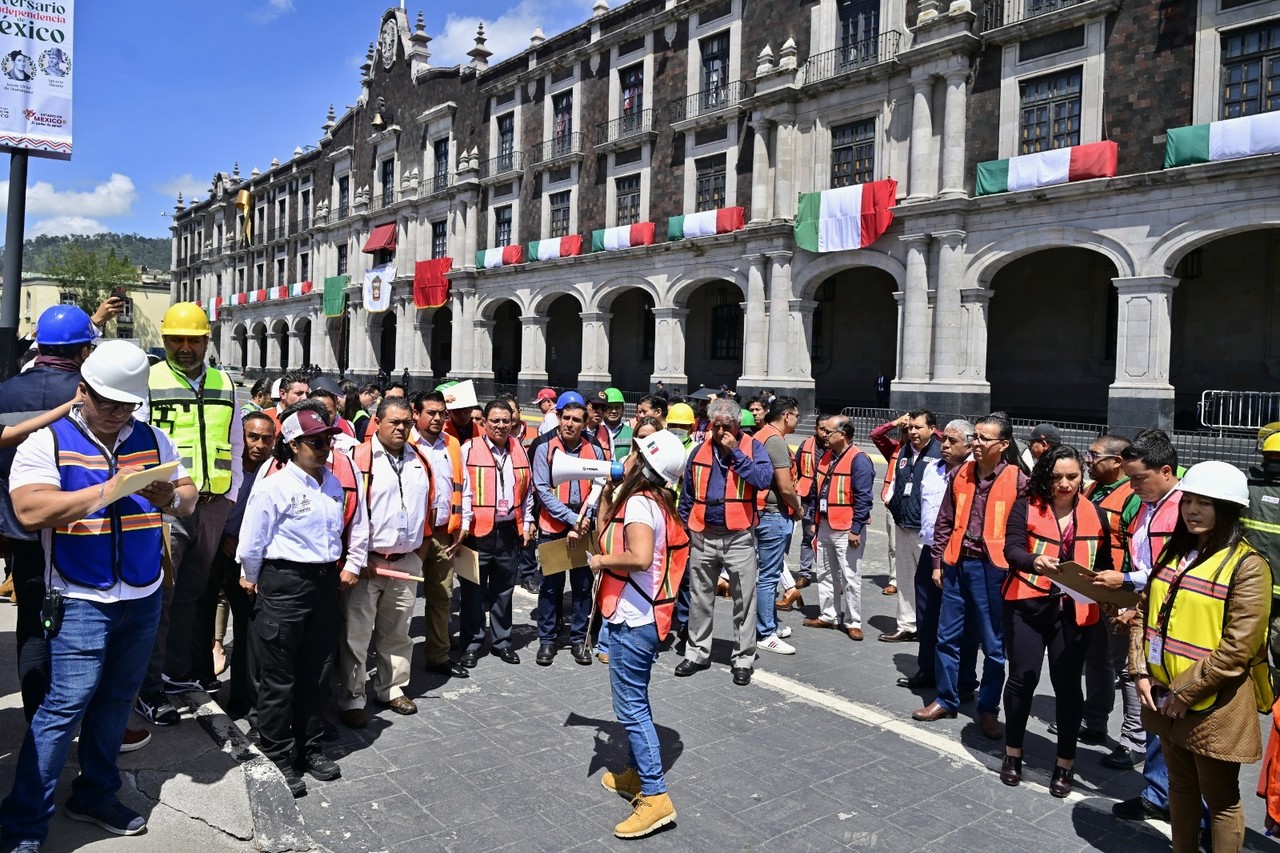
left=1132, top=461, right=1272, bottom=853
left=999, top=444, right=1113, bottom=796
left=341, top=381, right=372, bottom=442
left=587, top=429, right=689, bottom=838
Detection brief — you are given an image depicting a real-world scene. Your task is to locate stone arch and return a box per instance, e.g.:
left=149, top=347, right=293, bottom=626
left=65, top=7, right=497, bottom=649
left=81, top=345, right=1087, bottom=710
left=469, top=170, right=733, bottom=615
left=667, top=264, right=748, bottom=307
left=292, top=314, right=312, bottom=369
left=967, top=226, right=1138, bottom=290
left=591, top=275, right=661, bottom=313
left=795, top=250, right=906, bottom=301
left=476, top=294, right=530, bottom=321
left=530, top=287, right=586, bottom=316
left=1143, top=202, right=1280, bottom=277
left=250, top=320, right=268, bottom=372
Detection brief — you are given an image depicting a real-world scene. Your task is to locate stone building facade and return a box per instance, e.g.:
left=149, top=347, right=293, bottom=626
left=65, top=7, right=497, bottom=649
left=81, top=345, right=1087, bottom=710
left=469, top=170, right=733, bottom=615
left=170, top=0, right=1280, bottom=428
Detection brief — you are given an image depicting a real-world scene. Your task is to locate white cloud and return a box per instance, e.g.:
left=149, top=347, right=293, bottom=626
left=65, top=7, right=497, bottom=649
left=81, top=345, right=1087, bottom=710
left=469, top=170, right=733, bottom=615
left=156, top=173, right=210, bottom=202
left=30, top=216, right=110, bottom=237
left=253, top=0, right=294, bottom=24
left=432, top=0, right=597, bottom=66
left=0, top=173, right=137, bottom=219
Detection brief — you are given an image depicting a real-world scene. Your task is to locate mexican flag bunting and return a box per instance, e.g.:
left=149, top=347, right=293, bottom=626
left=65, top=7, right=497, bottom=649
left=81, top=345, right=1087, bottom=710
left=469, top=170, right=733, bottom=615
left=414, top=258, right=453, bottom=309
left=209, top=296, right=223, bottom=322
left=290, top=281, right=314, bottom=298
left=527, top=235, right=583, bottom=261
left=976, top=141, right=1118, bottom=195
left=476, top=245, right=523, bottom=269
left=794, top=179, right=897, bottom=253
left=668, top=206, right=745, bottom=241
left=248, top=289, right=267, bottom=303
left=233, top=293, right=247, bottom=306
left=271, top=285, right=289, bottom=300
left=591, top=222, right=656, bottom=252
left=322, top=275, right=348, bottom=318
left=363, top=263, right=395, bottom=313
left=1164, top=113, right=1280, bottom=168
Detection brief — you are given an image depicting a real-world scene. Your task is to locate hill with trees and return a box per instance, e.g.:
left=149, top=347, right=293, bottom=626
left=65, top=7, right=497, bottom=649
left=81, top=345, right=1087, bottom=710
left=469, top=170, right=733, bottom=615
left=0, top=233, right=170, bottom=274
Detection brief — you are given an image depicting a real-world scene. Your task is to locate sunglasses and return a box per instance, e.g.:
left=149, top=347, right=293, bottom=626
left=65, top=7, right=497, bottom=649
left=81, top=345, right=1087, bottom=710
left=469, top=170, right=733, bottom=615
left=298, top=435, right=333, bottom=450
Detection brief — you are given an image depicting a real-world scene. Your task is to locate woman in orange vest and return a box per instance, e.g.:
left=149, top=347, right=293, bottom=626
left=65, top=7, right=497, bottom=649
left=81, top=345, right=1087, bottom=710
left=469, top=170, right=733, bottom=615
left=998, top=445, right=1113, bottom=797
left=588, top=430, right=689, bottom=839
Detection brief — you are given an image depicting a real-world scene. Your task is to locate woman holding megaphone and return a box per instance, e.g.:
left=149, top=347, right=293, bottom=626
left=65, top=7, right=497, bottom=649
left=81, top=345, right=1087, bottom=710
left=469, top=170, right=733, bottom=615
left=586, top=429, right=689, bottom=839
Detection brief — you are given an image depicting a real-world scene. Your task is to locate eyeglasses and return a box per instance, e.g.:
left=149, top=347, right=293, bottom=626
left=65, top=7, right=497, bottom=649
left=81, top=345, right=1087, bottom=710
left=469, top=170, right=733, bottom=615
left=972, top=434, right=1005, bottom=445
left=298, top=436, right=333, bottom=450
left=488, top=419, right=512, bottom=426
left=1084, top=451, right=1118, bottom=463
left=86, top=386, right=142, bottom=415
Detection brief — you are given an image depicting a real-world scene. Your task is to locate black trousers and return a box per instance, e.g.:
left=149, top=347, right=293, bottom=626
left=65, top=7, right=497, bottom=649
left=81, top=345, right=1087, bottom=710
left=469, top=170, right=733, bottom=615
left=460, top=524, right=519, bottom=653
left=11, top=539, right=48, bottom=722
left=253, top=560, right=339, bottom=768
left=204, top=547, right=258, bottom=720
left=1002, top=595, right=1090, bottom=760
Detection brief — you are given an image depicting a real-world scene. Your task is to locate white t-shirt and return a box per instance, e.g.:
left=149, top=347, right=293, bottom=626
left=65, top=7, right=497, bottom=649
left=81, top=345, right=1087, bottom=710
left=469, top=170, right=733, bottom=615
left=539, top=411, right=558, bottom=436
left=609, top=495, right=668, bottom=628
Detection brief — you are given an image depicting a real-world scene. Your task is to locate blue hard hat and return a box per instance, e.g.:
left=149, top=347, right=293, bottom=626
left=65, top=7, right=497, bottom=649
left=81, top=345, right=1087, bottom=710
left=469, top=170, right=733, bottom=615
left=556, top=390, right=585, bottom=410
left=35, top=304, right=97, bottom=346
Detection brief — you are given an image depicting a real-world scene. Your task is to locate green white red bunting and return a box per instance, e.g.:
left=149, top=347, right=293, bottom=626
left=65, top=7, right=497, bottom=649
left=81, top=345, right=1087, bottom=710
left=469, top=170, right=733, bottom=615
left=668, top=206, right=745, bottom=240
left=591, top=222, right=656, bottom=252
left=477, top=245, right=523, bottom=268
left=976, top=141, right=1118, bottom=196
left=527, top=235, right=583, bottom=261
left=793, top=179, right=897, bottom=253
left=1164, top=113, right=1280, bottom=168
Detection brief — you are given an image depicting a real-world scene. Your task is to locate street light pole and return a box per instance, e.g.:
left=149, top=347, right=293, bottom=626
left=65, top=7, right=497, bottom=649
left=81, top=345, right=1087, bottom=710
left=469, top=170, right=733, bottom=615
left=0, top=149, right=29, bottom=380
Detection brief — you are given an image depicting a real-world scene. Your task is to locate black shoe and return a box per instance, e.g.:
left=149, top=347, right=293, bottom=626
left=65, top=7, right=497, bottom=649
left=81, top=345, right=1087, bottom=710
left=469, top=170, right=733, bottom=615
left=134, top=693, right=180, bottom=727
left=498, top=647, right=520, bottom=665
left=300, top=749, right=341, bottom=782
left=426, top=660, right=469, bottom=678
left=1078, top=727, right=1108, bottom=746
left=1047, top=721, right=1059, bottom=736
left=460, top=651, right=480, bottom=668
left=1049, top=765, right=1074, bottom=798
left=999, top=754, right=1022, bottom=787
left=1102, top=746, right=1143, bottom=769
left=897, top=672, right=935, bottom=689
left=571, top=641, right=593, bottom=666
left=536, top=643, right=556, bottom=666
left=731, top=667, right=752, bottom=686
left=274, top=762, right=307, bottom=798
left=1112, top=796, right=1170, bottom=822
left=674, top=659, right=710, bottom=677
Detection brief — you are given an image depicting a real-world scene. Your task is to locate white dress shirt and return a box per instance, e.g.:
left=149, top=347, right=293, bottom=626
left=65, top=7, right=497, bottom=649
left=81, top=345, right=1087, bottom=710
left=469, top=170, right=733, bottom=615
left=365, top=437, right=432, bottom=555
left=412, top=428, right=457, bottom=529
left=461, top=436, right=534, bottom=530
left=1126, top=485, right=1179, bottom=590
left=918, top=458, right=952, bottom=547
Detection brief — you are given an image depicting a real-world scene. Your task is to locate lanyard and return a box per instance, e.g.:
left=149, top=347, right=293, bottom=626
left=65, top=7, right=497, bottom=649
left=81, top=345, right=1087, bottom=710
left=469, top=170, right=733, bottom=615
left=819, top=446, right=850, bottom=502
left=489, top=440, right=508, bottom=494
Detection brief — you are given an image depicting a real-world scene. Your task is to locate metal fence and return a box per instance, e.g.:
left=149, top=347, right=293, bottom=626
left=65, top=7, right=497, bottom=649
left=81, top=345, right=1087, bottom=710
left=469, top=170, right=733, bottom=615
left=1198, top=390, right=1280, bottom=432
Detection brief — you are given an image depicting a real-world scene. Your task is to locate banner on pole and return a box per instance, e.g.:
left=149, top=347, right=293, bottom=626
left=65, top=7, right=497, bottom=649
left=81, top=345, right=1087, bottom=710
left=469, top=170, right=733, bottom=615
left=0, top=0, right=74, bottom=159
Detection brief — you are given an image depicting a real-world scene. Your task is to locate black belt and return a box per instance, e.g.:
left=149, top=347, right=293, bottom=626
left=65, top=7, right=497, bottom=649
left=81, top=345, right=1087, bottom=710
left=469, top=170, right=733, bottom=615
left=265, top=558, right=336, bottom=574
left=370, top=550, right=411, bottom=562
left=960, top=546, right=986, bottom=560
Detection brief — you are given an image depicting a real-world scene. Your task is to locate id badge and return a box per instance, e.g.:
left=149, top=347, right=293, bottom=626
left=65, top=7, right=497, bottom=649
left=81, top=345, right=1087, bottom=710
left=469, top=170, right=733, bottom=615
left=903, top=482, right=913, bottom=497
left=497, top=498, right=511, bottom=515
left=819, top=498, right=828, bottom=513
left=393, top=509, right=408, bottom=532
left=1147, top=635, right=1163, bottom=666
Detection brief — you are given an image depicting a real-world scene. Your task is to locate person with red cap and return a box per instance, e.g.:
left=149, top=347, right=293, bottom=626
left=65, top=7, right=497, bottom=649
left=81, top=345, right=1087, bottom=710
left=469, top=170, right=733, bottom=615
left=536, top=388, right=559, bottom=436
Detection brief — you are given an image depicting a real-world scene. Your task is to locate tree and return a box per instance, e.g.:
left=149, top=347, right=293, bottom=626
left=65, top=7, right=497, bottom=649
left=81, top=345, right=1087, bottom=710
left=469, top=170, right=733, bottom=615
left=45, top=245, right=139, bottom=316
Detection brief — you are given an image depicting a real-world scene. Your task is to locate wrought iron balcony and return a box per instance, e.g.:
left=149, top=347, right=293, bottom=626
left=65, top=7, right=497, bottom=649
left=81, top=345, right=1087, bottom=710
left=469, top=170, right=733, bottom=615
left=336, top=202, right=349, bottom=220
left=480, top=150, right=526, bottom=181
left=372, top=189, right=397, bottom=211
left=595, top=109, right=656, bottom=148
left=289, top=215, right=310, bottom=235
left=529, top=132, right=585, bottom=168
left=670, top=81, right=748, bottom=126
left=982, top=0, right=1088, bottom=31
left=429, top=171, right=454, bottom=194
left=803, top=31, right=903, bottom=86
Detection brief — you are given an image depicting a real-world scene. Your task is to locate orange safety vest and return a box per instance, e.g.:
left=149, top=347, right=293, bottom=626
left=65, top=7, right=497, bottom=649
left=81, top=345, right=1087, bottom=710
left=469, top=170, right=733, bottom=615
left=686, top=433, right=762, bottom=532
left=1085, top=478, right=1137, bottom=573
left=596, top=495, right=691, bottom=641
left=753, top=422, right=796, bottom=518
left=942, top=462, right=1021, bottom=570
left=1128, top=490, right=1182, bottom=572
left=465, top=436, right=531, bottom=537
left=795, top=435, right=818, bottom=499
left=538, top=435, right=601, bottom=535
left=351, top=440, right=436, bottom=547
left=881, top=446, right=901, bottom=503
left=1004, top=497, right=1104, bottom=626
left=591, top=424, right=614, bottom=461
left=415, top=431, right=464, bottom=535
left=814, top=444, right=865, bottom=531
left=444, top=417, right=483, bottom=444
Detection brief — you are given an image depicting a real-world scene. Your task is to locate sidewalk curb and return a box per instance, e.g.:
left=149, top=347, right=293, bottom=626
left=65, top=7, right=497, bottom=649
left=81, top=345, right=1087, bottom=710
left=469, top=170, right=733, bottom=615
left=173, top=691, right=317, bottom=853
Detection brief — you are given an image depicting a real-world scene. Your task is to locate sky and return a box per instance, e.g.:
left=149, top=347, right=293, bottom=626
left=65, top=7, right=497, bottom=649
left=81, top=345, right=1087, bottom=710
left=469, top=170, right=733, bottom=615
left=0, top=0, right=600, bottom=241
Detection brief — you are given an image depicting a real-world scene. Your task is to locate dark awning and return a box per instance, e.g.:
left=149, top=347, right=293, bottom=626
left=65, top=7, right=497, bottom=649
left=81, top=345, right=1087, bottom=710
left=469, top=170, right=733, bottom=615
left=362, top=222, right=397, bottom=254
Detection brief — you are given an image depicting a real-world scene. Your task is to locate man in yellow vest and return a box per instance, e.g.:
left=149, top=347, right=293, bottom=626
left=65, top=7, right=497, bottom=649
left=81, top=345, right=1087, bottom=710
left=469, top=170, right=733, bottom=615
left=135, top=303, right=244, bottom=728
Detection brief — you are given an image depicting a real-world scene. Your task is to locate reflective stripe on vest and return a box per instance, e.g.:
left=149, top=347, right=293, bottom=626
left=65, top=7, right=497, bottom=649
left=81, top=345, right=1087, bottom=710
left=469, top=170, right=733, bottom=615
left=1005, top=497, right=1103, bottom=626
left=431, top=434, right=465, bottom=536
left=538, top=435, right=601, bottom=535
left=753, top=423, right=795, bottom=519
left=148, top=362, right=236, bottom=495
left=686, top=434, right=760, bottom=533
left=795, top=436, right=818, bottom=499
left=1144, top=541, right=1275, bottom=713
left=1243, top=479, right=1280, bottom=598
left=49, top=417, right=164, bottom=590
left=881, top=447, right=901, bottom=503
left=814, top=444, right=864, bottom=531
left=595, top=495, right=691, bottom=641
left=942, top=462, right=1020, bottom=570
left=466, top=437, right=531, bottom=538
left=1086, top=478, right=1137, bottom=574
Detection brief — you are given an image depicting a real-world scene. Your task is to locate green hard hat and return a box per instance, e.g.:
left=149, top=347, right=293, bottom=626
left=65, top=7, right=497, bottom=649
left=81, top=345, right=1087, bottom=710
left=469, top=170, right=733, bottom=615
left=740, top=410, right=756, bottom=427
left=603, top=387, right=625, bottom=404
left=435, top=380, right=458, bottom=392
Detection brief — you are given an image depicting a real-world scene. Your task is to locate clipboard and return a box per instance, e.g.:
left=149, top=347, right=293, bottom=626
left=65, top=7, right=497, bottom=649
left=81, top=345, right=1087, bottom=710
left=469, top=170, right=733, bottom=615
left=104, top=461, right=180, bottom=506
left=538, top=536, right=595, bottom=575
left=452, top=544, right=480, bottom=584
left=1051, top=561, right=1140, bottom=608
left=444, top=379, right=479, bottom=411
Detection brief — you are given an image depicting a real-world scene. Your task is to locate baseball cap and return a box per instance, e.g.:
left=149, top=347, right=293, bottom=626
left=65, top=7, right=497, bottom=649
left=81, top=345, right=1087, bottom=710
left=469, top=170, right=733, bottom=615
left=536, top=387, right=556, bottom=402
left=309, top=375, right=343, bottom=398
left=589, top=390, right=609, bottom=407
left=280, top=409, right=340, bottom=443
left=1027, top=423, right=1063, bottom=445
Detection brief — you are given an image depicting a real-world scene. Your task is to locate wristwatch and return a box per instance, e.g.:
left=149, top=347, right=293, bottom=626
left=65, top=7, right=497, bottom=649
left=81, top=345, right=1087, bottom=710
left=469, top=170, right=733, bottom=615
left=168, top=492, right=182, bottom=512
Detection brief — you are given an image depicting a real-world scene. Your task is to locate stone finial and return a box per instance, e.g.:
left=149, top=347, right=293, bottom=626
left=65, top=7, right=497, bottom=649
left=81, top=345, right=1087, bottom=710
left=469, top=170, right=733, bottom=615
left=294, top=146, right=304, bottom=156
left=779, top=37, right=797, bottom=71
left=592, top=0, right=609, bottom=17
left=949, top=0, right=973, bottom=13
left=322, top=103, right=336, bottom=133
left=175, top=193, right=185, bottom=211
left=530, top=25, right=545, bottom=47
left=755, top=44, right=775, bottom=77
left=468, top=23, right=492, bottom=70
left=271, top=156, right=280, bottom=167
left=233, top=161, right=240, bottom=177
left=251, top=167, right=260, bottom=177
left=415, top=9, right=425, bottom=32
left=917, top=0, right=942, bottom=21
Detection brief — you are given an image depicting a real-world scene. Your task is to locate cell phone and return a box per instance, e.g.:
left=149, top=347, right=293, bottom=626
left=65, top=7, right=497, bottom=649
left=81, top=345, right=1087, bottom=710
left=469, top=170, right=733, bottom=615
left=111, top=287, right=127, bottom=301
left=41, top=588, right=64, bottom=637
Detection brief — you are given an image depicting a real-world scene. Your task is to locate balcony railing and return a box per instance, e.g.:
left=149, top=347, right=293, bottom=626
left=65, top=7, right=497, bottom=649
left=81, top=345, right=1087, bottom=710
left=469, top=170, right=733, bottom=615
left=529, top=132, right=585, bottom=166
left=336, top=202, right=350, bottom=220
left=804, top=31, right=903, bottom=85
left=982, top=0, right=1087, bottom=30
left=372, top=189, right=397, bottom=211
left=289, top=215, right=310, bottom=235
left=670, top=81, right=748, bottom=124
left=595, top=109, right=655, bottom=146
left=481, top=150, right=525, bottom=179
left=430, top=171, right=453, bottom=193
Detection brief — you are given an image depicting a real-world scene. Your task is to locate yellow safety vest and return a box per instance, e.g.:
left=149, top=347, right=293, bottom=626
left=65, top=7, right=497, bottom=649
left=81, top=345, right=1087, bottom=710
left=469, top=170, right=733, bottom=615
left=1144, top=541, right=1274, bottom=713
left=148, top=362, right=236, bottom=495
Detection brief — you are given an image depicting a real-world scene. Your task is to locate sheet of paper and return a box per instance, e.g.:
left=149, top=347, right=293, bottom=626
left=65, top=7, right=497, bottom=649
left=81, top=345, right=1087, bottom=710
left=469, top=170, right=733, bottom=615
left=1053, top=560, right=1140, bottom=608
left=1052, top=580, right=1097, bottom=606
left=452, top=544, right=480, bottom=584
left=103, top=461, right=180, bottom=506
left=538, top=536, right=595, bottom=575
left=444, top=379, right=479, bottom=411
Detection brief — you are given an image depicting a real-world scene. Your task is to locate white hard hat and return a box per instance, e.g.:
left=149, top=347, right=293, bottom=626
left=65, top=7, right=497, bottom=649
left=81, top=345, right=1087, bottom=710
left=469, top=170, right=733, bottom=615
left=81, top=340, right=151, bottom=405
left=1176, top=460, right=1250, bottom=507
left=636, top=429, right=687, bottom=486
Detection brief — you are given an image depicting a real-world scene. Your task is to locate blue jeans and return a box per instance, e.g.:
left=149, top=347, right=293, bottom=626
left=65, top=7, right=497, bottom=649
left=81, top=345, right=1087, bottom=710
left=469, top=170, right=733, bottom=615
left=536, top=534, right=593, bottom=643
left=935, top=558, right=1005, bottom=714
left=596, top=620, right=611, bottom=656
left=609, top=621, right=665, bottom=795
left=754, top=513, right=793, bottom=639
left=0, top=590, right=162, bottom=846
left=1142, top=734, right=1170, bottom=809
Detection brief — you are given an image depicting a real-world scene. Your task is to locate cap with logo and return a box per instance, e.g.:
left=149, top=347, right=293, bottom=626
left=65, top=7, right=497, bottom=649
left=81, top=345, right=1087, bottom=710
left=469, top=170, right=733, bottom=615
left=280, top=409, right=340, bottom=443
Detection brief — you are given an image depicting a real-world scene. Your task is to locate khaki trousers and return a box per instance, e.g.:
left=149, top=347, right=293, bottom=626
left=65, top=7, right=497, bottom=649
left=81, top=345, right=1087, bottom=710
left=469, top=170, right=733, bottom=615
left=1162, top=738, right=1244, bottom=853
left=421, top=532, right=456, bottom=666
left=338, top=555, right=419, bottom=709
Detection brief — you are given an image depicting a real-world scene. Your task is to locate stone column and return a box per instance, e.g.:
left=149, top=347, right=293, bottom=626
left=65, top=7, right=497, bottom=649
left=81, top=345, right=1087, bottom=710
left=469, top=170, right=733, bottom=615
left=940, top=69, right=969, bottom=198
left=450, top=286, right=477, bottom=378
left=350, top=305, right=369, bottom=373
left=463, top=198, right=479, bottom=269
left=519, top=315, right=550, bottom=385
left=310, top=308, right=328, bottom=371
left=958, top=287, right=992, bottom=383
left=287, top=329, right=303, bottom=369
left=650, top=307, right=689, bottom=386
left=898, top=234, right=931, bottom=381
left=749, top=119, right=773, bottom=224
left=790, top=298, right=817, bottom=383
left=772, top=118, right=797, bottom=220
left=906, top=76, right=935, bottom=203
left=1108, top=276, right=1179, bottom=429
left=765, top=251, right=793, bottom=379
left=473, top=318, right=494, bottom=375
left=741, top=254, right=770, bottom=382
left=246, top=331, right=261, bottom=374
left=930, top=230, right=967, bottom=380
left=412, top=311, right=429, bottom=372
left=579, top=311, right=613, bottom=387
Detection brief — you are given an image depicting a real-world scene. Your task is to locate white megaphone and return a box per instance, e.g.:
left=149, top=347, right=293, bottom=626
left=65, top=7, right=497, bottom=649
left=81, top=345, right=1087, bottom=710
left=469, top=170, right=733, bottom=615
left=550, top=454, right=626, bottom=524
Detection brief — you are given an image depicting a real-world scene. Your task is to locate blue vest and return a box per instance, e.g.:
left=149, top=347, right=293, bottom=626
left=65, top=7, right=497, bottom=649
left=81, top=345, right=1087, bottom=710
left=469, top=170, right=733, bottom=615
left=0, top=363, right=82, bottom=539
left=49, top=417, right=164, bottom=590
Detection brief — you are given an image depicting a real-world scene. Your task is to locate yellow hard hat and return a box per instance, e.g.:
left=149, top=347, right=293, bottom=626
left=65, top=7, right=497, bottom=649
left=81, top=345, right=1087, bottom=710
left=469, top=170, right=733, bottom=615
left=667, top=402, right=695, bottom=426
left=161, top=302, right=211, bottom=337
left=1259, top=422, right=1280, bottom=452
left=1264, top=432, right=1280, bottom=454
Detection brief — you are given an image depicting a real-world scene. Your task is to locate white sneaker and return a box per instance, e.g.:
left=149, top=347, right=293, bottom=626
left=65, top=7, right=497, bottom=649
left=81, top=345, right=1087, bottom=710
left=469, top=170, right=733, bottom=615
left=759, top=634, right=796, bottom=655
left=776, top=625, right=793, bottom=639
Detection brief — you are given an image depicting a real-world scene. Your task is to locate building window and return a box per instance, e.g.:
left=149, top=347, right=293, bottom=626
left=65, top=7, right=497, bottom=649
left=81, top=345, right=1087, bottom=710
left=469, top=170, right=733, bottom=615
left=433, top=138, right=450, bottom=190
left=276, top=199, right=287, bottom=234
left=255, top=263, right=265, bottom=288
left=1019, top=67, right=1082, bottom=154
left=838, top=0, right=879, bottom=62
left=621, top=64, right=644, bottom=133
left=831, top=119, right=876, bottom=187
left=553, top=92, right=573, bottom=154
left=1221, top=20, right=1280, bottom=118
left=237, top=268, right=245, bottom=290
left=497, top=113, right=515, bottom=171
left=379, top=158, right=395, bottom=206
left=431, top=220, right=448, bottom=258
left=337, top=244, right=348, bottom=276
left=695, top=154, right=727, bottom=211
left=549, top=191, right=571, bottom=238
left=300, top=253, right=310, bottom=282
left=701, top=32, right=730, bottom=98
left=300, top=190, right=311, bottom=223
left=338, top=176, right=350, bottom=218
left=710, top=287, right=742, bottom=360
left=495, top=205, right=513, bottom=246
left=276, top=257, right=285, bottom=284
left=616, top=174, right=642, bottom=225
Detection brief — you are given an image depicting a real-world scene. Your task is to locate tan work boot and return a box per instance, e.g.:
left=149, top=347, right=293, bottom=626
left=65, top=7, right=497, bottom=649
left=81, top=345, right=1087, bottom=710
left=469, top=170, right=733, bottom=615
left=601, top=767, right=641, bottom=798
left=614, top=792, right=676, bottom=838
